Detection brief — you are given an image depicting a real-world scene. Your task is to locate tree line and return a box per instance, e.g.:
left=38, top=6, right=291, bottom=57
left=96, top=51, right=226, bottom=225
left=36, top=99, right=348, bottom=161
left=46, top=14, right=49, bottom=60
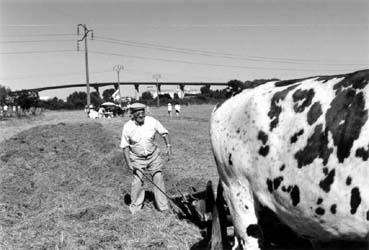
left=0, top=78, right=279, bottom=111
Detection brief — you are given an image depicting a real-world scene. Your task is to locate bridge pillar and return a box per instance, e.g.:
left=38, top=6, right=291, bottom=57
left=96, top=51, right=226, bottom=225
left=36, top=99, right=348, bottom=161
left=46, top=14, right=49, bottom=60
left=134, top=83, right=140, bottom=100
left=178, top=84, right=185, bottom=99
left=94, top=86, right=100, bottom=95
left=156, top=83, right=162, bottom=93
left=155, top=83, right=161, bottom=106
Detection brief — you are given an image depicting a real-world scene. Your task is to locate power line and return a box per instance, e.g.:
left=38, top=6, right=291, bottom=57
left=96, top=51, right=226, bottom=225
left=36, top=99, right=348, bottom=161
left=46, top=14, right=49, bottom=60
left=0, top=33, right=75, bottom=37
left=94, top=37, right=364, bottom=67
left=0, top=69, right=114, bottom=81
left=0, top=49, right=76, bottom=55
left=89, top=50, right=348, bottom=72
left=94, top=35, right=367, bottom=66
left=0, top=39, right=75, bottom=43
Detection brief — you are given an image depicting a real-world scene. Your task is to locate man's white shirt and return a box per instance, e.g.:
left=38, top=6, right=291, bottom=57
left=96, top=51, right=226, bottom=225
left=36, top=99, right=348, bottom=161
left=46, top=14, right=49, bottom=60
left=120, top=116, right=168, bottom=157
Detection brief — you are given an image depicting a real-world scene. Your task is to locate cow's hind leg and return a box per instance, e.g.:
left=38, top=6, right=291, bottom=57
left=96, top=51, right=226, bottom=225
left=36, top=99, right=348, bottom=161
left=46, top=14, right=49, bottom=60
left=221, top=180, right=263, bottom=250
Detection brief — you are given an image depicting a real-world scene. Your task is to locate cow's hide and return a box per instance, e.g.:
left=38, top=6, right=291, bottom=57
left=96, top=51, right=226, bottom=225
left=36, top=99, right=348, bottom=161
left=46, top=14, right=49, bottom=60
left=210, top=69, right=369, bottom=249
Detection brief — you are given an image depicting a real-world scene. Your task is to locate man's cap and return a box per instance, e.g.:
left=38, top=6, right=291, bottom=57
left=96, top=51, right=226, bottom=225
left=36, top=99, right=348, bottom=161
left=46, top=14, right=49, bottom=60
left=130, top=102, right=146, bottom=112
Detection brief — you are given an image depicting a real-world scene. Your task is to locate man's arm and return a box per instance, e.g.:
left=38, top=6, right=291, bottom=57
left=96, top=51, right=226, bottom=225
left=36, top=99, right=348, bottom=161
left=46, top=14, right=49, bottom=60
left=162, top=133, right=172, bottom=159
left=153, top=118, right=172, bottom=159
left=122, top=147, right=133, bottom=170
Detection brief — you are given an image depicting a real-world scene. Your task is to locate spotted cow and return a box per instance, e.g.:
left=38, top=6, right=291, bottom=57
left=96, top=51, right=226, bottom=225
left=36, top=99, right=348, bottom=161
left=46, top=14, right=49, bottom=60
left=210, top=69, right=369, bottom=249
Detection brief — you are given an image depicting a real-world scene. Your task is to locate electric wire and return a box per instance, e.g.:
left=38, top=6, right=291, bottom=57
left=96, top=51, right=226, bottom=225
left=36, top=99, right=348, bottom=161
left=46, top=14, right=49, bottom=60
left=94, top=35, right=366, bottom=66
left=89, top=50, right=350, bottom=73
left=0, top=69, right=115, bottom=81
left=0, top=50, right=76, bottom=55
left=0, top=39, right=75, bottom=43
left=0, top=33, right=75, bottom=37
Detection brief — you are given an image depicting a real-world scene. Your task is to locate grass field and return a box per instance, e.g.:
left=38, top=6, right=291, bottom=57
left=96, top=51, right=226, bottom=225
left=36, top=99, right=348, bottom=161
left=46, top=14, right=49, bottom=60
left=0, top=105, right=219, bottom=249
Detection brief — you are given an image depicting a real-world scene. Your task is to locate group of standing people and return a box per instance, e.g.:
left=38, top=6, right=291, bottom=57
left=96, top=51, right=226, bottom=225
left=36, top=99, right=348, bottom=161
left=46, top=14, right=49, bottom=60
left=167, top=102, right=181, bottom=117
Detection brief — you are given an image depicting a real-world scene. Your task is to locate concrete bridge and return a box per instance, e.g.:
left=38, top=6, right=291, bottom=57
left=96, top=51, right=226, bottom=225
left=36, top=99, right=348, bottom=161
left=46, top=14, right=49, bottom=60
left=13, top=81, right=229, bottom=99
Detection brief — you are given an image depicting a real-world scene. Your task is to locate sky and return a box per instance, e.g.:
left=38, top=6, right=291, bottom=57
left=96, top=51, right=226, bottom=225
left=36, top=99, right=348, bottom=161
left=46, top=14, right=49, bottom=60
left=1, top=0, right=368, bottom=99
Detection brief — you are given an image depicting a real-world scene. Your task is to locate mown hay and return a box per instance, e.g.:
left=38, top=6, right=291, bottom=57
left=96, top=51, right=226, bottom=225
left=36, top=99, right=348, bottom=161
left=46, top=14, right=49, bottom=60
left=0, top=122, right=202, bottom=249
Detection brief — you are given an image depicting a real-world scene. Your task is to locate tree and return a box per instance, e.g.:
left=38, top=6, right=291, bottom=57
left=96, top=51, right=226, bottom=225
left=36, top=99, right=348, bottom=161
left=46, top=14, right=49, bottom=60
left=200, top=85, right=211, bottom=95
left=0, top=84, right=11, bottom=105
left=15, top=90, right=39, bottom=111
left=140, top=91, right=154, bottom=101
left=102, top=88, right=116, bottom=102
left=227, top=79, right=245, bottom=95
left=40, top=97, right=67, bottom=110
left=66, top=91, right=87, bottom=109
left=90, top=91, right=102, bottom=107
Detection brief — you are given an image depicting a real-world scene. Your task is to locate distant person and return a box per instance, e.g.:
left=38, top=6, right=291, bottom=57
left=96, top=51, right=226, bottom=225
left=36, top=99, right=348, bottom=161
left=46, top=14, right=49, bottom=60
left=174, top=103, right=181, bottom=116
left=3, top=104, right=8, bottom=117
left=126, top=102, right=132, bottom=118
left=98, top=107, right=105, bottom=118
left=167, top=103, right=172, bottom=117
left=88, top=108, right=99, bottom=119
left=120, top=103, right=172, bottom=214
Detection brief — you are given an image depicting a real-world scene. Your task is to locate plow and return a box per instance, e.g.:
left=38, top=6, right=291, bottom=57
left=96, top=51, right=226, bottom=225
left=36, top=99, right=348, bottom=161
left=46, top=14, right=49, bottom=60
left=137, top=169, right=233, bottom=249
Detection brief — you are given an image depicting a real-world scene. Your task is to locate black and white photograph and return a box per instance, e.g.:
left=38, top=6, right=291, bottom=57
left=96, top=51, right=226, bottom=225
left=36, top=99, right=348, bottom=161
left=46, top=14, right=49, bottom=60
left=1, top=0, right=369, bottom=249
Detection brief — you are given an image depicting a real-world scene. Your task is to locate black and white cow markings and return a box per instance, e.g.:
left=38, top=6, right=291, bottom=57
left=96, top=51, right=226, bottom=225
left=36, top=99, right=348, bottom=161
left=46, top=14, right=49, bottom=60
left=317, top=198, right=323, bottom=205
left=323, top=167, right=329, bottom=175
left=279, top=164, right=285, bottom=171
left=275, top=78, right=307, bottom=87
left=228, top=153, right=233, bottom=165
left=266, top=176, right=284, bottom=193
left=257, top=130, right=268, bottom=145
left=257, top=130, right=269, bottom=157
left=346, top=176, right=352, bottom=185
left=315, top=207, right=325, bottom=216
left=319, top=169, right=335, bottom=193
left=307, top=102, right=323, bottom=125
left=330, top=204, right=337, bottom=214
left=210, top=70, right=369, bottom=248
left=292, top=89, right=315, bottom=113
left=267, top=179, right=273, bottom=193
left=355, top=145, right=369, bottom=161
left=266, top=176, right=300, bottom=207
left=246, top=224, right=262, bottom=239
left=268, top=85, right=298, bottom=131
left=294, top=124, right=333, bottom=168
left=290, top=129, right=304, bottom=144
left=350, top=187, right=361, bottom=214
left=333, top=70, right=369, bottom=92
left=281, top=185, right=292, bottom=193
left=273, top=177, right=284, bottom=190
left=290, top=185, right=300, bottom=206
left=326, top=88, right=368, bottom=163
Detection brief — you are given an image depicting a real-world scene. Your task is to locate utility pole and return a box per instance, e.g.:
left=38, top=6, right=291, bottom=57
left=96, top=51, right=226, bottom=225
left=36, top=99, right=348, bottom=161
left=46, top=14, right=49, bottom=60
left=77, top=24, right=94, bottom=107
left=113, top=64, right=123, bottom=105
left=153, top=74, right=161, bottom=107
